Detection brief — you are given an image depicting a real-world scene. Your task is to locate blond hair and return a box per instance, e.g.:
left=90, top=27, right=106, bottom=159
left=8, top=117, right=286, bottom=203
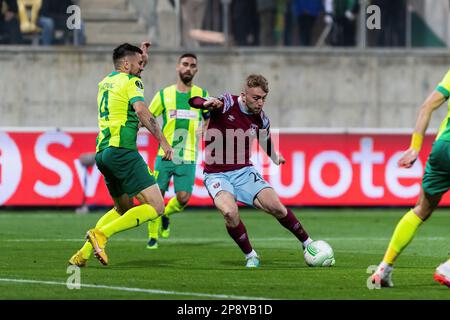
left=245, top=74, right=269, bottom=93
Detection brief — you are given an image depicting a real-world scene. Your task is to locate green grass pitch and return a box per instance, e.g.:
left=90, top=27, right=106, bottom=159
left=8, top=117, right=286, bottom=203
left=0, top=208, right=449, bottom=300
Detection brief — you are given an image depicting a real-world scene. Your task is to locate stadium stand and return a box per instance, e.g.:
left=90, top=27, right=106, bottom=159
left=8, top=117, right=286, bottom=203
left=79, top=0, right=147, bottom=45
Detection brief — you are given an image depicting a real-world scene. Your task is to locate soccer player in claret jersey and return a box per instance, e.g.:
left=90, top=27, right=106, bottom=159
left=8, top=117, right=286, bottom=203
left=189, top=74, right=314, bottom=268
left=371, top=70, right=450, bottom=288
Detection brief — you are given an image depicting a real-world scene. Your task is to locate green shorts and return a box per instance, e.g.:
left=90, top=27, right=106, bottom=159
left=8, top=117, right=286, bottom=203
left=422, top=139, right=450, bottom=196
left=154, top=156, right=196, bottom=193
left=95, top=147, right=156, bottom=198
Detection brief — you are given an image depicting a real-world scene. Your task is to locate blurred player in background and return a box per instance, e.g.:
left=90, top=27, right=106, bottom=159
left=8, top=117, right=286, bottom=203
left=146, top=53, right=209, bottom=249
left=69, top=42, right=173, bottom=267
left=189, top=74, right=314, bottom=268
left=371, top=70, right=450, bottom=288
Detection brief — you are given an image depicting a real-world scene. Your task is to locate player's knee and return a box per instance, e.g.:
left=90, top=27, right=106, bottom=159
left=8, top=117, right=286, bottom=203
left=222, top=208, right=239, bottom=223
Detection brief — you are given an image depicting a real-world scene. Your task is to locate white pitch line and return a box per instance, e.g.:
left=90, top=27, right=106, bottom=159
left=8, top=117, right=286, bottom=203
left=2, top=236, right=447, bottom=242
left=0, top=278, right=271, bottom=300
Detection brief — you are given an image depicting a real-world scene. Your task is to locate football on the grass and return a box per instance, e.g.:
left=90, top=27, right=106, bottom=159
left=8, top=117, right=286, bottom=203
left=304, top=240, right=335, bottom=267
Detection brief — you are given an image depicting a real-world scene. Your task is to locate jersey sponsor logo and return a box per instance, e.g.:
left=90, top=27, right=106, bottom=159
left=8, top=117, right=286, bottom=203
left=169, top=109, right=199, bottom=120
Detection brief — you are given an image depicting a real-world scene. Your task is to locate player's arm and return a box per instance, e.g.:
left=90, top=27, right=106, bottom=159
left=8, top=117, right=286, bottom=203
left=133, top=101, right=173, bottom=160
left=258, top=129, right=285, bottom=166
left=398, top=90, right=447, bottom=168
left=189, top=96, right=223, bottom=110
left=138, top=91, right=163, bottom=128
left=140, top=41, right=151, bottom=68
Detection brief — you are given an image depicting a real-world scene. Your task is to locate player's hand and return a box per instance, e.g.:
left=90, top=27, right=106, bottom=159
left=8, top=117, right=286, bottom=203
left=324, top=14, right=333, bottom=25
left=397, top=148, right=418, bottom=168
left=161, top=141, right=174, bottom=161
left=140, top=41, right=151, bottom=67
left=203, top=98, right=223, bottom=110
left=274, top=153, right=286, bottom=165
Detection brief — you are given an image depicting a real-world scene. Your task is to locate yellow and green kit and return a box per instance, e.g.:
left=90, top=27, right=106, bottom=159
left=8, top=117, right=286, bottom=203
left=95, top=71, right=155, bottom=197
left=150, top=84, right=209, bottom=193
left=423, top=70, right=450, bottom=195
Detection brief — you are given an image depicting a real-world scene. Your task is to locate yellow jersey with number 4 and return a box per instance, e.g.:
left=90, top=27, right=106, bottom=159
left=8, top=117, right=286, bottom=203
left=96, top=71, right=145, bottom=152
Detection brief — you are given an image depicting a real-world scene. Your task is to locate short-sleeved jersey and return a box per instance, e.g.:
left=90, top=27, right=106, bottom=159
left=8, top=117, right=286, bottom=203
left=197, top=93, right=271, bottom=174
left=435, top=70, right=450, bottom=141
left=149, top=84, right=209, bottom=162
left=96, top=71, right=145, bottom=152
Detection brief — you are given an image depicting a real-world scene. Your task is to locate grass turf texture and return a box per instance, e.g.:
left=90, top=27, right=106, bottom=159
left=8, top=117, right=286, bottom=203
left=0, top=208, right=449, bottom=300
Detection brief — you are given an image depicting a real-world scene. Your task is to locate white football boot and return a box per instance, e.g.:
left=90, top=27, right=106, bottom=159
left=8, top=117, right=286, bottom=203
left=370, top=263, right=394, bottom=288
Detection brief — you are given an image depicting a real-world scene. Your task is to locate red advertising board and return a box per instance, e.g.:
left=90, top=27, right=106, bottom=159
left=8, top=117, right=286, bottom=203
left=0, top=129, right=444, bottom=206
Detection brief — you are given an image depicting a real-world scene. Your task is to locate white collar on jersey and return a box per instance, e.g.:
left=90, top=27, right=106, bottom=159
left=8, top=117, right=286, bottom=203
left=237, top=96, right=251, bottom=115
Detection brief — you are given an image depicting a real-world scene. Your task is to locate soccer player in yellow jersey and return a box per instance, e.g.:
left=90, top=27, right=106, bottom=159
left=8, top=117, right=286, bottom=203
left=68, top=42, right=173, bottom=266
left=371, top=70, right=450, bottom=288
left=146, top=53, right=209, bottom=249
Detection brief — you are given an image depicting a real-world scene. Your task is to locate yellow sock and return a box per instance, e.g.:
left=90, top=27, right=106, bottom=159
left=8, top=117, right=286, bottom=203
left=148, top=216, right=161, bottom=239
left=100, top=204, right=159, bottom=238
left=147, top=197, right=186, bottom=239
left=80, top=208, right=121, bottom=259
left=80, top=208, right=121, bottom=258
left=164, top=197, right=186, bottom=217
left=383, top=209, right=423, bottom=265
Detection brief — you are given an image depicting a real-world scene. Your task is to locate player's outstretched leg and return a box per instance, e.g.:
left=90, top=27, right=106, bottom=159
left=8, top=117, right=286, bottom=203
left=371, top=189, right=440, bottom=288
left=215, top=191, right=259, bottom=268
left=370, top=209, right=422, bottom=288
left=226, top=219, right=259, bottom=268
left=434, top=259, right=450, bottom=288
left=88, top=195, right=162, bottom=265
left=254, top=188, right=313, bottom=249
left=69, top=207, right=122, bottom=267
left=277, top=207, right=313, bottom=249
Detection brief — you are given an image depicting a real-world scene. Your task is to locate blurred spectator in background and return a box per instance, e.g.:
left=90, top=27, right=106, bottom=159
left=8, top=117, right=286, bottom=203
left=181, top=0, right=207, bottom=48
left=38, top=0, right=86, bottom=45
left=37, top=0, right=53, bottom=45
left=369, top=0, right=406, bottom=47
left=231, top=0, right=259, bottom=46
left=0, top=0, right=23, bottom=44
left=293, top=0, right=323, bottom=46
left=282, top=0, right=294, bottom=46
left=257, top=0, right=276, bottom=46
left=324, top=0, right=359, bottom=46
